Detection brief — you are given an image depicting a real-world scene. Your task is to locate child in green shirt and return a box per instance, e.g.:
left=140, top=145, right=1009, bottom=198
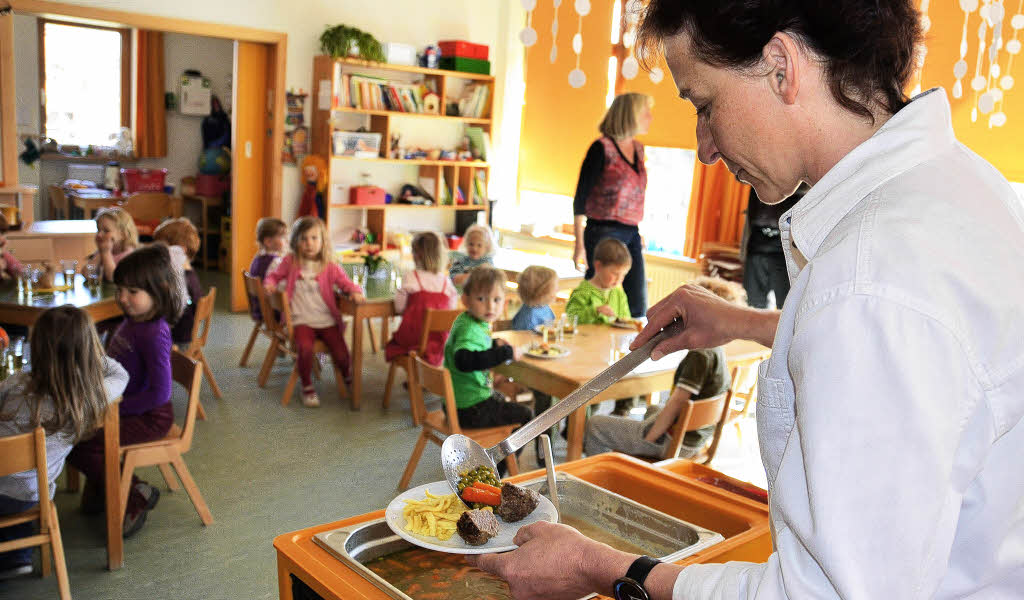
left=566, top=237, right=632, bottom=325
left=443, top=266, right=532, bottom=473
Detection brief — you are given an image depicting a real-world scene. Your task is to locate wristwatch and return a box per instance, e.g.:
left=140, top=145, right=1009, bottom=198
left=613, top=555, right=661, bottom=600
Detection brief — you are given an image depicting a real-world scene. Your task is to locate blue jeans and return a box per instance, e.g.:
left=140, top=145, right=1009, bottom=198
left=0, top=494, right=36, bottom=567
left=583, top=221, right=647, bottom=317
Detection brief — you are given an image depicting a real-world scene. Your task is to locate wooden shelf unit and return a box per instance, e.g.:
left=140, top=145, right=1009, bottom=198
left=311, top=56, right=494, bottom=244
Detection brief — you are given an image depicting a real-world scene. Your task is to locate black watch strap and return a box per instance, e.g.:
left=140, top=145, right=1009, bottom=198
left=625, top=555, right=661, bottom=589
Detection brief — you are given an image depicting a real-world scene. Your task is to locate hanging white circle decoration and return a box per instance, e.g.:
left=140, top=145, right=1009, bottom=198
left=960, top=0, right=979, bottom=12
left=978, top=91, right=996, bottom=114
left=954, top=59, right=969, bottom=78
left=979, top=3, right=991, bottom=22
left=574, top=0, right=591, bottom=16
left=521, top=0, right=537, bottom=10
left=1013, top=14, right=1024, bottom=29
left=972, top=75, right=988, bottom=90
left=572, top=33, right=583, bottom=54
left=991, top=63, right=1002, bottom=78
left=991, top=111, right=1008, bottom=126
left=621, top=56, right=640, bottom=80
left=1007, top=39, right=1022, bottom=54
left=953, top=80, right=964, bottom=98
left=990, top=87, right=1004, bottom=102
left=553, top=0, right=561, bottom=5
left=568, top=68, right=587, bottom=88
left=1001, top=74, right=1015, bottom=89
left=551, top=19, right=559, bottom=35
left=921, top=15, right=932, bottom=33
left=623, top=30, right=636, bottom=49
left=550, top=46, right=558, bottom=63
left=988, top=2, right=1005, bottom=25
left=520, top=26, right=538, bottom=47
left=649, top=66, right=664, bottom=84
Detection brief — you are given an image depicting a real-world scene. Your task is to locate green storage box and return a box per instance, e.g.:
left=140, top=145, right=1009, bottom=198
left=439, top=56, right=491, bottom=75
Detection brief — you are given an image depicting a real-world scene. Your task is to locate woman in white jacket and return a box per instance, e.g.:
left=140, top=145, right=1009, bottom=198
left=471, top=2, right=1024, bottom=599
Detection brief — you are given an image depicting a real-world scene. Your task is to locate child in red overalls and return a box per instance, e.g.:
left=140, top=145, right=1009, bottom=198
left=386, top=232, right=459, bottom=365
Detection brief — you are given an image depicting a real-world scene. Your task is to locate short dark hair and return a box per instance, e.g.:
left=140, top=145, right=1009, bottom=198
left=593, top=238, right=632, bottom=268
left=636, top=0, right=922, bottom=121
left=463, top=265, right=507, bottom=297
left=256, top=217, right=287, bottom=245
left=113, top=244, right=185, bottom=324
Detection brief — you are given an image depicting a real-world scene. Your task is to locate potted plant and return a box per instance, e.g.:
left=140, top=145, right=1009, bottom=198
left=320, top=25, right=385, bottom=62
left=363, top=247, right=389, bottom=278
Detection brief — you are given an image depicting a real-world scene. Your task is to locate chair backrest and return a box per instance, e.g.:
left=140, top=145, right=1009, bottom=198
left=492, top=319, right=513, bottom=332
left=119, top=192, right=182, bottom=221
left=662, top=392, right=730, bottom=461
left=48, top=185, right=68, bottom=217
left=0, top=427, right=52, bottom=530
left=171, top=350, right=203, bottom=451
left=417, top=308, right=462, bottom=356
left=268, top=290, right=295, bottom=343
left=413, top=353, right=461, bottom=434
left=189, top=287, right=217, bottom=351
left=242, top=271, right=267, bottom=323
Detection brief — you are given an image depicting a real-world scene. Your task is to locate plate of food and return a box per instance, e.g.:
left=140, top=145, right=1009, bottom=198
left=610, top=318, right=639, bottom=330
left=525, top=343, right=571, bottom=359
left=385, top=476, right=558, bottom=554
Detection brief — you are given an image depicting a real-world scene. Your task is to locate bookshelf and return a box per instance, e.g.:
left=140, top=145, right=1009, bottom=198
left=310, top=56, right=495, bottom=246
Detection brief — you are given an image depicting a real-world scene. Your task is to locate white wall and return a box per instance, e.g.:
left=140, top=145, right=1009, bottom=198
left=32, top=0, right=526, bottom=228
left=14, top=14, right=40, bottom=198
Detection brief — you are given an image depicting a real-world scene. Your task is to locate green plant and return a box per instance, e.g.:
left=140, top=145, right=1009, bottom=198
left=320, top=25, right=385, bottom=62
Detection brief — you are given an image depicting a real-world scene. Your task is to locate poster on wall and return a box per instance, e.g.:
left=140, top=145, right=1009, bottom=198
left=282, top=90, right=308, bottom=165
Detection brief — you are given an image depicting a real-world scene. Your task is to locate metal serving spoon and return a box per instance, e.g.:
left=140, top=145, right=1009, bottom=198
left=441, top=319, right=685, bottom=495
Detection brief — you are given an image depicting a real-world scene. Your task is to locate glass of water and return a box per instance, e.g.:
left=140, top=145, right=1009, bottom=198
left=350, top=264, right=367, bottom=287
left=84, top=264, right=100, bottom=289
left=60, top=259, right=78, bottom=287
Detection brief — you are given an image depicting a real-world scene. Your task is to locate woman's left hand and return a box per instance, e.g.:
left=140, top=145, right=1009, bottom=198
left=467, top=521, right=632, bottom=600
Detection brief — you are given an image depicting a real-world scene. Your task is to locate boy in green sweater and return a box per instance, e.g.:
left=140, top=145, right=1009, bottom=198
left=566, top=237, right=632, bottom=324
left=444, top=266, right=532, bottom=473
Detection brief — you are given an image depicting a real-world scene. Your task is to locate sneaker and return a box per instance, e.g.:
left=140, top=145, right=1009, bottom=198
left=135, top=482, right=161, bottom=511
left=302, top=392, right=321, bottom=407
left=122, top=506, right=148, bottom=538
left=0, top=564, right=32, bottom=580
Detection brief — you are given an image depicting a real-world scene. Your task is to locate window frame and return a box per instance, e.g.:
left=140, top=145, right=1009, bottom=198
left=37, top=18, right=131, bottom=144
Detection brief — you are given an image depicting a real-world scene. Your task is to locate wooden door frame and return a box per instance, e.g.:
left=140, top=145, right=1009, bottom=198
left=2, top=0, right=286, bottom=311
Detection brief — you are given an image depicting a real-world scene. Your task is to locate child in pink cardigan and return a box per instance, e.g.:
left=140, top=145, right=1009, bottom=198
left=265, top=217, right=364, bottom=407
left=0, top=213, right=24, bottom=281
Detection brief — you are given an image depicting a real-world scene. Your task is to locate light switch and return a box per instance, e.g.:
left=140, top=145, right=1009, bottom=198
left=245, top=141, right=253, bottom=158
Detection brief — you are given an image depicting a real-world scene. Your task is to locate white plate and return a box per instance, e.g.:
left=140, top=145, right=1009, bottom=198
left=525, top=345, right=571, bottom=359
left=385, top=480, right=558, bottom=554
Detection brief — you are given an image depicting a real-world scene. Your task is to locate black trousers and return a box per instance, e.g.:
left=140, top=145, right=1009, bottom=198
left=743, top=253, right=791, bottom=309
left=583, top=221, right=647, bottom=318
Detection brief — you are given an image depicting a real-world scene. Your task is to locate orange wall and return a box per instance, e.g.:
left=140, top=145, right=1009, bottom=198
left=620, top=53, right=698, bottom=151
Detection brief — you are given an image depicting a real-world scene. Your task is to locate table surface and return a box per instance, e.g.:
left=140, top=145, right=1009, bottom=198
left=13, top=219, right=98, bottom=235
left=65, top=188, right=114, bottom=199
left=491, top=248, right=582, bottom=281
left=0, top=275, right=116, bottom=310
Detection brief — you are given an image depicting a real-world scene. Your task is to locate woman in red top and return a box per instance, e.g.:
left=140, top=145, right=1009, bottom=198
left=572, top=93, right=653, bottom=318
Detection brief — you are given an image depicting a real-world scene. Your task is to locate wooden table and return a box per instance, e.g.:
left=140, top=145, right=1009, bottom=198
left=494, top=325, right=770, bottom=461
left=66, top=188, right=118, bottom=218
left=336, top=264, right=397, bottom=410
left=492, top=248, right=583, bottom=292
left=0, top=274, right=121, bottom=327
left=6, top=219, right=97, bottom=265
left=181, top=194, right=224, bottom=270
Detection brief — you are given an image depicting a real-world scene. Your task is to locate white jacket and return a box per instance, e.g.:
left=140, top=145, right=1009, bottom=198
left=675, top=89, right=1024, bottom=598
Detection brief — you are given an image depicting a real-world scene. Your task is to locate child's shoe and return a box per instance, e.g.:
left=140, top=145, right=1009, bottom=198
left=0, top=563, right=32, bottom=580
left=135, top=482, right=160, bottom=511
left=122, top=505, right=148, bottom=538
left=302, top=392, right=321, bottom=407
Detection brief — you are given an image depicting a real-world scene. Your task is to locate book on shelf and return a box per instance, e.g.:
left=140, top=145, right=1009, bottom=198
left=454, top=84, right=489, bottom=118
left=455, top=186, right=465, bottom=206
left=336, top=72, right=431, bottom=114
left=464, top=126, right=491, bottom=161
left=473, top=171, right=487, bottom=204
left=439, top=172, right=452, bottom=205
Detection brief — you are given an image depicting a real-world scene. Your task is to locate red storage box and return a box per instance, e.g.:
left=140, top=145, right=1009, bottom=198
left=195, top=174, right=230, bottom=197
left=438, top=40, right=489, bottom=60
left=120, top=168, right=168, bottom=193
left=349, top=186, right=386, bottom=205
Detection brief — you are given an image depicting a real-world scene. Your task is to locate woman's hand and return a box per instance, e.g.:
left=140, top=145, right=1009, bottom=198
left=573, top=243, right=587, bottom=272
left=631, top=283, right=780, bottom=359
left=467, top=521, right=633, bottom=600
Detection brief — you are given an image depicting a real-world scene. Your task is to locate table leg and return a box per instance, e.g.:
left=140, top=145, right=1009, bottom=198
left=103, top=408, right=123, bottom=570
left=566, top=406, right=586, bottom=462
left=350, top=310, right=364, bottom=411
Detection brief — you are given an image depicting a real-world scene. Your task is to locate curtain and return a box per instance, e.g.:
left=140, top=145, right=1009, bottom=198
left=135, top=30, right=166, bottom=158
left=682, top=161, right=750, bottom=259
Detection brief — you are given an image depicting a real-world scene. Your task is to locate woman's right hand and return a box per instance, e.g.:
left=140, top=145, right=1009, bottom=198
left=572, top=243, right=587, bottom=272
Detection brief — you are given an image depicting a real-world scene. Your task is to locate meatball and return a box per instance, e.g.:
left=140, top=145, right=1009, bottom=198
left=457, top=509, right=500, bottom=546
left=495, top=483, right=540, bottom=523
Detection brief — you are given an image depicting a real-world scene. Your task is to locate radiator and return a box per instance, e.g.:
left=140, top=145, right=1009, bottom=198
left=646, top=259, right=700, bottom=306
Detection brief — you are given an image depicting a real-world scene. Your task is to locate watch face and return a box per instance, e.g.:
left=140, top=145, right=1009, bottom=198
left=613, top=578, right=648, bottom=600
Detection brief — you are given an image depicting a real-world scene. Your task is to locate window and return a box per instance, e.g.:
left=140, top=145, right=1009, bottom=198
left=640, top=146, right=697, bottom=257
left=40, top=20, right=129, bottom=147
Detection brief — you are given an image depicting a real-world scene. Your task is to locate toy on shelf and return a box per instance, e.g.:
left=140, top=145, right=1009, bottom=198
left=298, top=155, right=327, bottom=219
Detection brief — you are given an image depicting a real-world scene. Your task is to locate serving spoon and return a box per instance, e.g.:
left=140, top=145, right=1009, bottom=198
left=441, top=319, right=685, bottom=496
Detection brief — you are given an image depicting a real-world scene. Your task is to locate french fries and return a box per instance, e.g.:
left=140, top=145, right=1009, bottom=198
left=402, top=490, right=472, bottom=541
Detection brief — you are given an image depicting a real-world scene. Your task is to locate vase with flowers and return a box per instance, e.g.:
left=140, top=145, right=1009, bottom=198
left=364, top=247, right=389, bottom=279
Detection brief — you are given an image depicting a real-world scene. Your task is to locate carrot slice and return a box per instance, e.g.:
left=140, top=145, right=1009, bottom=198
left=461, top=487, right=501, bottom=505
left=472, top=481, right=502, bottom=495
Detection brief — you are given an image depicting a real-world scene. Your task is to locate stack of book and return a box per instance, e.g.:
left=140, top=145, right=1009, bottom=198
left=337, top=73, right=427, bottom=113
left=455, top=84, right=490, bottom=118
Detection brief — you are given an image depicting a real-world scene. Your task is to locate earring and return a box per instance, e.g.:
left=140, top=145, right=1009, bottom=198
left=777, top=72, right=784, bottom=84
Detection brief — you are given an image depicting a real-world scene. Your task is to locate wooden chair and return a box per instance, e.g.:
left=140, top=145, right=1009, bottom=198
left=269, top=290, right=350, bottom=407
left=239, top=272, right=275, bottom=368
left=119, top=192, right=183, bottom=237
left=383, top=308, right=462, bottom=425
left=398, top=354, right=520, bottom=490
left=118, top=351, right=213, bottom=526
left=699, top=242, right=744, bottom=284
left=176, top=287, right=221, bottom=420
left=659, top=392, right=732, bottom=463
left=704, top=353, right=769, bottom=458
left=47, top=185, right=69, bottom=220
left=0, top=428, right=70, bottom=599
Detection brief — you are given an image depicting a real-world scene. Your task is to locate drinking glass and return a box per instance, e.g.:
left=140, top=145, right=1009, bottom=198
left=562, top=313, right=578, bottom=336
left=19, top=266, right=33, bottom=293
left=29, top=268, right=41, bottom=290
left=554, top=317, right=565, bottom=343
left=60, top=259, right=78, bottom=287
left=84, top=264, right=100, bottom=289
left=350, top=264, right=368, bottom=287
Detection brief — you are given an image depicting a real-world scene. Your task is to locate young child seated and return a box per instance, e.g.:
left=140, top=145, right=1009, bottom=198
left=385, top=232, right=458, bottom=365
left=0, top=306, right=128, bottom=578
left=247, top=218, right=289, bottom=324
left=68, top=245, right=185, bottom=537
left=511, top=265, right=559, bottom=331
left=584, top=277, right=746, bottom=459
left=444, top=266, right=532, bottom=473
left=449, top=224, right=496, bottom=288
left=0, top=213, right=24, bottom=282
left=566, top=237, right=631, bottom=325
left=153, top=218, right=204, bottom=346
left=84, top=207, right=139, bottom=282
left=265, top=217, right=365, bottom=407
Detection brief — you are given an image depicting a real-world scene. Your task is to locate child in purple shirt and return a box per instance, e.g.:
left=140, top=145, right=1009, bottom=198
left=67, top=244, right=185, bottom=537
left=247, top=217, right=288, bottom=322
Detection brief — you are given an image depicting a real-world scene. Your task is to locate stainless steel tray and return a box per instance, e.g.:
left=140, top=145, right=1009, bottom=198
left=314, top=473, right=723, bottom=600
